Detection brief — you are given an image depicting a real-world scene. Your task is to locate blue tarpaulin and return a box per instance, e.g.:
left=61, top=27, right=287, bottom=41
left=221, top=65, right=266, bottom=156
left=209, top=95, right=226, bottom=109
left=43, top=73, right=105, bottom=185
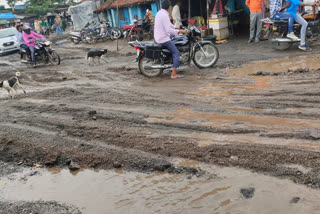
left=0, top=13, right=16, bottom=20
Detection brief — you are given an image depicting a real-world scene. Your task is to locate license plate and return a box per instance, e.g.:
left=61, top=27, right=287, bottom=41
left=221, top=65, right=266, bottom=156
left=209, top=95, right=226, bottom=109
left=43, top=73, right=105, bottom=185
left=273, top=26, right=277, bottom=31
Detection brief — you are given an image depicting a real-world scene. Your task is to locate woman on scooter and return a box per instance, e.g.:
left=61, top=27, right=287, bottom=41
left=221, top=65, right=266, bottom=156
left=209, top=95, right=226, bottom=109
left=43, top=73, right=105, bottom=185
left=283, top=0, right=317, bottom=51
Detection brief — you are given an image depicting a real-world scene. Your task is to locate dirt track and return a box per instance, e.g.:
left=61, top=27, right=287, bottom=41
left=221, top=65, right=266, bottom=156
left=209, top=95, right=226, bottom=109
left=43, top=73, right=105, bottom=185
left=1, top=36, right=320, bottom=213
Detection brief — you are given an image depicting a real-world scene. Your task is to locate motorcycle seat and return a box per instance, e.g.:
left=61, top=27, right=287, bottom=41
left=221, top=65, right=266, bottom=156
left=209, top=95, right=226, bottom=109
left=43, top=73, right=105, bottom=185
left=272, top=19, right=289, bottom=26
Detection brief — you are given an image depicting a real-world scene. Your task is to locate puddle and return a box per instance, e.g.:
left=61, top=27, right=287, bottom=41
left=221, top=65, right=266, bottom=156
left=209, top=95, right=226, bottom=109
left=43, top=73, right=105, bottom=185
left=147, top=108, right=320, bottom=131
left=226, top=55, right=320, bottom=76
left=1, top=162, right=320, bottom=214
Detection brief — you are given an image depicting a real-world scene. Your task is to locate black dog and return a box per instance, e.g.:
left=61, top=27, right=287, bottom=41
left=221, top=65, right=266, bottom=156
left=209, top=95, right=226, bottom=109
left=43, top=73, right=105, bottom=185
left=87, top=49, right=108, bottom=65
left=0, top=72, right=26, bottom=99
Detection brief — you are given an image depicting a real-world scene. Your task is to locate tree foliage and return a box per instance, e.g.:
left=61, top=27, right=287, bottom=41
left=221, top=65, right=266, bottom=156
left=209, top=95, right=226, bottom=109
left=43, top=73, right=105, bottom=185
left=25, top=0, right=76, bottom=14
left=6, top=0, right=19, bottom=10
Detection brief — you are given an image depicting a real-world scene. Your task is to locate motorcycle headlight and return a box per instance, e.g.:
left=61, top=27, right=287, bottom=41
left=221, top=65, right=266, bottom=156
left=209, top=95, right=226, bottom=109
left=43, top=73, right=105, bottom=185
left=44, top=41, right=51, bottom=46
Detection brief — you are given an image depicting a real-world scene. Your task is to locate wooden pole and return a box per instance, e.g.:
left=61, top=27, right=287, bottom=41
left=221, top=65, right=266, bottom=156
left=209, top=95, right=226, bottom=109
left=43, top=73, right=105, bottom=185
left=116, top=0, right=119, bottom=52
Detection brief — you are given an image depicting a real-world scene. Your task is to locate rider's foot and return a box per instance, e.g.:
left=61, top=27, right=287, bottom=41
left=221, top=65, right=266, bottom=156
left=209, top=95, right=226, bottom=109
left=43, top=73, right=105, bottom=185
left=171, top=75, right=184, bottom=79
left=287, top=32, right=300, bottom=41
left=248, top=39, right=253, bottom=44
left=298, top=44, right=312, bottom=51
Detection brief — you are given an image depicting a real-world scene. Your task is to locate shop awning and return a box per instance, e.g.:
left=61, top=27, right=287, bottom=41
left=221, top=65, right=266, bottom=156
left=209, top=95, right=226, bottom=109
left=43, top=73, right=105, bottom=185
left=0, top=13, right=16, bottom=20
left=94, top=0, right=153, bottom=13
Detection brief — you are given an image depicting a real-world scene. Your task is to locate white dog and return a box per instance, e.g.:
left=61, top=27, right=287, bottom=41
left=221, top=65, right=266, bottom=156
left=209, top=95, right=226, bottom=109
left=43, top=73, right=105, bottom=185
left=0, top=72, right=26, bottom=99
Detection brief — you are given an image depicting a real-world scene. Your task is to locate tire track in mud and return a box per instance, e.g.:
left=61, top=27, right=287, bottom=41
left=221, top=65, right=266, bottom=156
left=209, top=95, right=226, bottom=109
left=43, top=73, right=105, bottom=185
left=2, top=49, right=320, bottom=189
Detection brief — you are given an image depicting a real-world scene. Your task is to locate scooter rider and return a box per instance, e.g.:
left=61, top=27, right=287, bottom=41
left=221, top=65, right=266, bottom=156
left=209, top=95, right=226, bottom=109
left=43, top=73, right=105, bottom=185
left=22, top=25, right=45, bottom=66
left=283, top=0, right=317, bottom=51
left=154, top=0, right=186, bottom=79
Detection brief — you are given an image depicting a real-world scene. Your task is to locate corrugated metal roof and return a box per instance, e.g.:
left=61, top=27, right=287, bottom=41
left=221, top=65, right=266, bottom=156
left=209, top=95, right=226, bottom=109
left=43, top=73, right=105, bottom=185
left=95, top=0, right=153, bottom=13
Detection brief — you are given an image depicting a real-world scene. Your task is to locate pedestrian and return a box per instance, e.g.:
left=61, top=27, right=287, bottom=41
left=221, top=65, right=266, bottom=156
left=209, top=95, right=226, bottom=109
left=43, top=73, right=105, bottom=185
left=172, top=0, right=183, bottom=28
left=55, top=17, right=62, bottom=34
left=61, top=18, right=67, bottom=31
left=246, top=0, right=265, bottom=43
left=154, top=0, right=186, bottom=79
left=145, top=8, right=154, bottom=24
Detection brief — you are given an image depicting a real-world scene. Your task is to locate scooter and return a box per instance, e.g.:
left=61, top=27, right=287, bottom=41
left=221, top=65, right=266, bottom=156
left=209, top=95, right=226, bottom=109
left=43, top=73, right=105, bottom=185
left=262, top=6, right=320, bottom=50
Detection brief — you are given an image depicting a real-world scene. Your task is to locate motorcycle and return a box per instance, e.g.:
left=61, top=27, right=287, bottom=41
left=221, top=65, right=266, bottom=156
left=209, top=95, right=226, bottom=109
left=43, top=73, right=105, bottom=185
left=262, top=6, right=320, bottom=50
left=129, top=27, right=219, bottom=78
left=121, top=25, right=133, bottom=39
left=70, top=30, right=88, bottom=44
left=127, top=17, right=154, bottom=42
left=20, top=41, right=61, bottom=66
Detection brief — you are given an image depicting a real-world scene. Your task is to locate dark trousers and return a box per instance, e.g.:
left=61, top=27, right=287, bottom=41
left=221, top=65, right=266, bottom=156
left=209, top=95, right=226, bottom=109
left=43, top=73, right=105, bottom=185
left=161, top=41, right=180, bottom=68
left=20, top=44, right=30, bottom=59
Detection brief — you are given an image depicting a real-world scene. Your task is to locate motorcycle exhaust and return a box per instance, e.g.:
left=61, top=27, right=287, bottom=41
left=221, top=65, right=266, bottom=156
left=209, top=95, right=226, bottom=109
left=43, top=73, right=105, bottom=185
left=271, top=38, right=296, bottom=43
left=144, top=65, right=173, bottom=70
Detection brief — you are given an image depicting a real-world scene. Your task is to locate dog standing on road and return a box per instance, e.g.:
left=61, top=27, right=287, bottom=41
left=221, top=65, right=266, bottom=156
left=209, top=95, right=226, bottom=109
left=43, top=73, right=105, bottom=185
left=0, top=72, right=26, bottom=99
left=87, top=49, right=108, bottom=65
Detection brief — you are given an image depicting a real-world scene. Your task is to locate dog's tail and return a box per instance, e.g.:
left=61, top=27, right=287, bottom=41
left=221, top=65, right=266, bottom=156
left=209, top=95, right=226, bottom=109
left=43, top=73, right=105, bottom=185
left=15, top=72, right=21, bottom=77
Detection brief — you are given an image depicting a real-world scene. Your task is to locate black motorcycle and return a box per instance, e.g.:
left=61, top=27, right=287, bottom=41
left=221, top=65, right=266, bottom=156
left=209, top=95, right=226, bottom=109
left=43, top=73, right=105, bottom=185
left=262, top=6, right=320, bottom=50
left=20, top=41, right=61, bottom=66
left=129, top=27, right=219, bottom=77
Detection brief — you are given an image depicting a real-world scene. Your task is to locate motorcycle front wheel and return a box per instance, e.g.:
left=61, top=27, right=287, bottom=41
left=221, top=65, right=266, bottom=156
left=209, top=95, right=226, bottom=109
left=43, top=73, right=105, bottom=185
left=138, top=55, right=164, bottom=78
left=193, top=43, right=219, bottom=68
left=48, top=50, right=61, bottom=65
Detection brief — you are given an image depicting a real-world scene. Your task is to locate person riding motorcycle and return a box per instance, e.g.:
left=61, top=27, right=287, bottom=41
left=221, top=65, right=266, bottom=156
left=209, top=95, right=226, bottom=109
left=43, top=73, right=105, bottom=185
left=22, top=25, right=45, bottom=66
left=154, top=0, right=186, bottom=79
left=270, top=0, right=297, bottom=40
left=282, top=0, right=317, bottom=51
left=15, top=24, right=30, bottom=60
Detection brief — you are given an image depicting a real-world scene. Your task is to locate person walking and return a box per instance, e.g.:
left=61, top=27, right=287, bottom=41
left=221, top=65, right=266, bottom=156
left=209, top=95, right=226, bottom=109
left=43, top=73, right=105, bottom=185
left=154, top=0, right=186, bottom=79
left=246, top=0, right=265, bottom=43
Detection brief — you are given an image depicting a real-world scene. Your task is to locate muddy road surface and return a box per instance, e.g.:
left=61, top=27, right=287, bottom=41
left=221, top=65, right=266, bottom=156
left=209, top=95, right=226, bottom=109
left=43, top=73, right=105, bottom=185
left=1, top=38, right=320, bottom=213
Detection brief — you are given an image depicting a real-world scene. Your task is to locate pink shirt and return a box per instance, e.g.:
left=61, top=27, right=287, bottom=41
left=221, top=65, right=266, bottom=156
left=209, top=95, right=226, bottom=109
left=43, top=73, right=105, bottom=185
left=154, top=9, right=179, bottom=44
left=23, top=31, right=44, bottom=47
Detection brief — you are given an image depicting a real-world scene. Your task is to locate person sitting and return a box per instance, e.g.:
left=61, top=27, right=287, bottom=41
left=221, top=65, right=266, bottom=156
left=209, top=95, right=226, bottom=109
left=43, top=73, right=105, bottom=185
left=132, top=15, right=138, bottom=26
left=154, top=0, right=186, bottom=79
left=270, top=0, right=298, bottom=40
left=15, top=24, right=30, bottom=60
left=284, top=0, right=316, bottom=51
left=22, top=25, right=45, bottom=67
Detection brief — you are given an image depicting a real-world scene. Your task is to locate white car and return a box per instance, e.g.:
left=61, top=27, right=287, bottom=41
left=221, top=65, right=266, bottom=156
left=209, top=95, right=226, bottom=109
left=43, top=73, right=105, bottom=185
left=0, top=27, right=19, bottom=55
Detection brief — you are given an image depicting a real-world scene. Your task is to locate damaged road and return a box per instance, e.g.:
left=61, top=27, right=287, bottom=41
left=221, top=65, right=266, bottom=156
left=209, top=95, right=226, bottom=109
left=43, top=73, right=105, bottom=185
left=1, top=37, right=320, bottom=213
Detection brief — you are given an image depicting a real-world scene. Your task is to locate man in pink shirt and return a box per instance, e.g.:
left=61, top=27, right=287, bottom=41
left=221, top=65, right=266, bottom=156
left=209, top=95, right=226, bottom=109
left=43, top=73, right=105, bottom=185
left=154, top=0, right=186, bottom=79
left=22, top=25, right=44, bottom=66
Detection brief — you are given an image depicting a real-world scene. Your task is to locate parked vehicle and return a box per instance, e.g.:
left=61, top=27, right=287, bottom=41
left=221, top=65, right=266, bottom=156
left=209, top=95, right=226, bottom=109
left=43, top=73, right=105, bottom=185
left=0, top=27, right=19, bottom=55
left=121, top=25, right=133, bottom=39
left=20, top=41, right=60, bottom=66
left=262, top=7, right=320, bottom=50
left=127, top=17, right=154, bottom=42
left=129, top=27, right=219, bottom=78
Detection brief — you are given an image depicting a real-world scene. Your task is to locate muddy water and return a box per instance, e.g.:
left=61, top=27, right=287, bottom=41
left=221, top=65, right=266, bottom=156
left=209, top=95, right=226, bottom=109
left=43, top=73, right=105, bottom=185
left=1, top=161, right=320, bottom=214
left=226, top=54, right=320, bottom=76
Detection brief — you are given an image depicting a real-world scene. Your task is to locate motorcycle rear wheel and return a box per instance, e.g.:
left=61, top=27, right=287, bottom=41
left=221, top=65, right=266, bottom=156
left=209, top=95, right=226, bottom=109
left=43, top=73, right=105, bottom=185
left=193, top=43, right=219, bottom=68
left=138, top=55, right=164, bottom=78
left=270, top=32, right=293, bottom=51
